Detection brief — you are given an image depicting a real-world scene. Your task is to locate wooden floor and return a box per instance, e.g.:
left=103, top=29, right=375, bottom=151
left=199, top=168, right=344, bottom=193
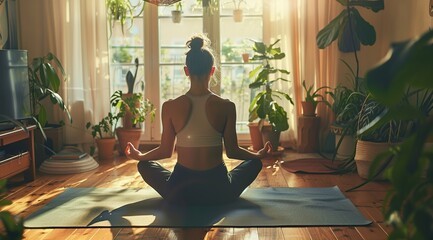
left=3, top=149, right=391, bottom=240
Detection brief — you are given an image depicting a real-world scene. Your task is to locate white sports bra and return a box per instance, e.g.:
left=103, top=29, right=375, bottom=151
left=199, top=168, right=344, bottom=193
left=176, top=93, right=222, bottom=147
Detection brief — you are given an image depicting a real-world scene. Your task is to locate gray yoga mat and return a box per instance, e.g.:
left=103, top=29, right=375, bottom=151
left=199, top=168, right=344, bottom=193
left=24, top=186, right=371, bottom=228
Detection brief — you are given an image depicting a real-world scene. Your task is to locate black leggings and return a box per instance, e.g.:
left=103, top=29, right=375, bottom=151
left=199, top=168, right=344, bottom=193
left=137, top=160, right=262, bottom=205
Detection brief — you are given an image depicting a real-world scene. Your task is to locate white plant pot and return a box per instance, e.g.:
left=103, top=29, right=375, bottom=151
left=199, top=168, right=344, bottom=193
left=171, top=11, right=182, bottom=23
left=335, top=133, right=356, bottom=160
left=354, top=140, right=396, bottom=180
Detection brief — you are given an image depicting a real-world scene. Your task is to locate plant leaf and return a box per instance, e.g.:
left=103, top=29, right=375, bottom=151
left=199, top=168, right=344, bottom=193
left=351, top=8, right=376, bottom=46
left=317, top=10, right=348, bottom=49
left=365, top=30, right=433, bottom=106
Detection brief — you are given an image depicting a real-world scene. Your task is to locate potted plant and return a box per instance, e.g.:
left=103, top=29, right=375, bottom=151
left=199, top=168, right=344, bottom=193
left=354, top=94, right=406, bottom=180
left=300, top=80, right=331, bottom=117
left=105, top=0, right=144, bottom=36
left=28, top=52, right=72, bottom=166
left=171, top=2, right=182, bottom=23
left=110, top=90, right=155, bottom=155
left=248, top=39, right=294, bottom=152
left=86, top=112, right=120, bottom=161
left=317, top=0, right=384, bottom=163
left=297, top=80, right=332, bottom=152
left=352, top=29, right=433, bottom=239
left=328, top=86, right=364, bottom=165
left=0, top=179, right=24, bottom=239
left=231, top=0, right=246, bottom=22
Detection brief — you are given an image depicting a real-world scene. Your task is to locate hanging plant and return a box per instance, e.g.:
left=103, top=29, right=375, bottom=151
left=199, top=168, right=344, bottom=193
left=106, top=0, right=144, bottom=36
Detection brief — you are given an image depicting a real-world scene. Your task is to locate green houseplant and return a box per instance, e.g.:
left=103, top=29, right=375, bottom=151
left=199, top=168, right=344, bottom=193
left=0, top=179, right=23, bottom=240
left=355, top=29, right=433, bottom=240
left=328, top=61, right=367, bottom=164
left=317, top=0, right=384, bottom=163
left=230, top=0, right=246, bottom=22
left=354, top=94, right=407, bottom=179
left=29, top=52, right=72, bottom=166
left=110, top=90, right=155, bottom=155
left=106, top=0, right=144, bottom=36
left=301, top=80, right=332, bottom=117
left=171, top=2, right=182, bottom=23
left=86, top=112, right=120, bottom=160
left=28, top=52, right=71, bottom=134
left=248, top=39, right=294, bottom=151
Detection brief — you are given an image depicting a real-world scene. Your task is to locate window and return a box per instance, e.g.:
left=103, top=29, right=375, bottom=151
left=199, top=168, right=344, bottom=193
left=108, top=0, right=264, bottom=142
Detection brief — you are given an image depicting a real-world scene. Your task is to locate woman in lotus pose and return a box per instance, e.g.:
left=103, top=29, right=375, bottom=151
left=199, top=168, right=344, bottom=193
left=125, top=34, right=272, bottom=205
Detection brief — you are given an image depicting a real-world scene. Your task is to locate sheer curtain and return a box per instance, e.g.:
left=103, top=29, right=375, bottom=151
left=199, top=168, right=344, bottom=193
left=268, top=0, right=339, bottom=149
left=41, top=0, right=110, bottom=149
left=266, top=0, right=296, bottom=148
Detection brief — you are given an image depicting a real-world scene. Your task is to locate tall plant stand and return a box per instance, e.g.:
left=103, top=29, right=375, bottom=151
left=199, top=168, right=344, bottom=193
left=297, top=116, right=320, bottom=153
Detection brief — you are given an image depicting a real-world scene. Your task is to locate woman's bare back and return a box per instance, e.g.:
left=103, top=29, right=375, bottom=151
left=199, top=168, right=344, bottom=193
left=166, top=93, right=232, bottom=170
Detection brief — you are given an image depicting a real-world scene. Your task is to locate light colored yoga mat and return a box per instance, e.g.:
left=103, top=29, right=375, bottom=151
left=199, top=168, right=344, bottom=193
left=24, top=186, right=371, bottom=228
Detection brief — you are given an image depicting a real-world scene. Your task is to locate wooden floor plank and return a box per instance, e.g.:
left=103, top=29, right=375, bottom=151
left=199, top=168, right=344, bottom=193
left=280, top=227, right=311, bottom=240
left=307, top=227, right=337, bottom=240
left=331, top=227, right=364, bottom=240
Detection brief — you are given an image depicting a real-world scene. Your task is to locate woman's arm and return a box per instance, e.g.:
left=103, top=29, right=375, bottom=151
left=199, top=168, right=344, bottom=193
left=125, top=101, right=176, bottom=161
left=222, top=101, right=272, bottom=160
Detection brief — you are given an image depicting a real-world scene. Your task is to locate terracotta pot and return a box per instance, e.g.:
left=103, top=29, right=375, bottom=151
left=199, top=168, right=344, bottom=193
left=354, top=140, right=396, bottom=180
left=242, top=53, right=249, bottom=63
left=233, top=9, right=243, bottom=22
left=301, top=101, right=316, bottom=117
left=261, top=124, right=280, bottom=152
left=116, top=127, right=142, bottom=156
left=96, top=137, right=116, bottom=161
left=248, top=122, right=264, bottom=151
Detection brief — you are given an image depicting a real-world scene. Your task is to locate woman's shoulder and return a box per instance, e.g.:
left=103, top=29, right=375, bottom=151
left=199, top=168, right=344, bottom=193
left=164, top=95, right=190, bottom=105
left=209, top=93, right=234, bottom=105
left=208, top=94, right=235, bottom=112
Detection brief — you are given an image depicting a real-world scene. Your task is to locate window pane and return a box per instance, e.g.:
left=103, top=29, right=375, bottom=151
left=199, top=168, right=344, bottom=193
left=109, top=17, right=144, bottom=94
left=158, top=0, right=204, bottom=111
left=220, top=9, right=263, bottom=133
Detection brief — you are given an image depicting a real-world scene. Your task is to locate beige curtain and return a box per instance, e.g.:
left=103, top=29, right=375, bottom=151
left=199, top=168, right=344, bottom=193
left=39, top=0, right=111, bottom=147
left=289, top=0, right=340, bottom=134
left=267, top=0, right=339, bottom=149
left=266, top=0, right=296, bottom=148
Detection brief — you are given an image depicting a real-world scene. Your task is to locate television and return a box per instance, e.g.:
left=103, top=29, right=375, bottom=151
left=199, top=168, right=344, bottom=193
left=0, top=49, right=31, bottom=131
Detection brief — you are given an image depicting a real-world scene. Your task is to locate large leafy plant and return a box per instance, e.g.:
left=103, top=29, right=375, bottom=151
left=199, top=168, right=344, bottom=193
left=248, top=39, right=294, bottom=132
left=0, top=179, right=23, bottom=240
left=28, top=52, right=72, bottom=138
left=360, top=30, right=433, bottom=239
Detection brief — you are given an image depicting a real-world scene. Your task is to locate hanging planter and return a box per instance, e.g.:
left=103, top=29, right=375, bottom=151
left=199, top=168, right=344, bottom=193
left=171, top=2, right=182, bottom=23
left=233, top=9, right=243, bottom=22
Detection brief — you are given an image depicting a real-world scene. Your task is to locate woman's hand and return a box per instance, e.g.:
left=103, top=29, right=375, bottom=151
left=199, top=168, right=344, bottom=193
left=124, top=142, right=142, bottom=160
left=256, top=141, right=273, bottom=159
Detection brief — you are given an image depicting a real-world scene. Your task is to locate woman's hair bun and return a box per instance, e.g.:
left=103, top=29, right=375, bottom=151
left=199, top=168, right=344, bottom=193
left=187, top=36, right=205, bottom=51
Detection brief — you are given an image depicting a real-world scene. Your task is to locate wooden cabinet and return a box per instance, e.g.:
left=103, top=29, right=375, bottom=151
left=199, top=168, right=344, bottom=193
left=0, top=125, right=36, bottom=181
